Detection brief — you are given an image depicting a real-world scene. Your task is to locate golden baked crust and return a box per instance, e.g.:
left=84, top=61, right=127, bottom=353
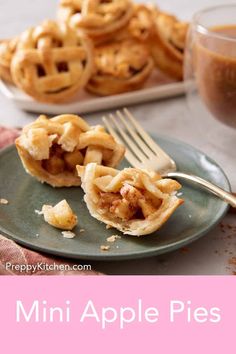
left=127, top=4, right=155, bottom=42
left=116, top=4, right=157, bottom=43
left=0, top=38, right=18, bottom=84
left=11, top=20, right=94, bottom=103
left=77, top=163, right=183, bottom=236
left=57, top=0, right=133, bottom=43
left=15, top=114, right=125, bottom=187
left=86, top=38, right=153, bottom=95
left=149, top=12, right=189, bottom=80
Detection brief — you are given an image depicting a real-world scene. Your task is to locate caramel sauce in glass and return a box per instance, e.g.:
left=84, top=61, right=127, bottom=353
left=195, top=25, right=236, bottom=128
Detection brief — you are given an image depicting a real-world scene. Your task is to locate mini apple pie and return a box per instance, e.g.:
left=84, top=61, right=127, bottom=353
left=77, top=163, right=183, bottom=236
left=116, top=4, right=157, bottom=43
left=11, top=20, right=93, bottom=103
left=15, top=114, right=125, bottom=187
left=127, top=4, right=156, bottom=42
left=0, top=38, right=18, bottom=84
left=57, top=0, right=133, bottom=44
left=149, top=12, right=189, bottom=80
left=86, top=39, right=153, bottom=95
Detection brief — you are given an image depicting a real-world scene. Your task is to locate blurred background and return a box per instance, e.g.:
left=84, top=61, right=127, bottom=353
left=0, top=0, right=230, bottom=37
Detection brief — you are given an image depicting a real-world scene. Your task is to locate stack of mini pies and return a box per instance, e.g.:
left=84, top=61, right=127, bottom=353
left=0, top=0, right=189, bottom=103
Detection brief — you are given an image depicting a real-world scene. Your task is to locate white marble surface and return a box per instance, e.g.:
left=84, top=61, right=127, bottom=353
left=0, top=0, right=235, bottom=275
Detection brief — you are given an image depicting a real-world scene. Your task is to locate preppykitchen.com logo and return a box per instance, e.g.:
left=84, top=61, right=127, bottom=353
left=4, top=262, right=92, bottom=274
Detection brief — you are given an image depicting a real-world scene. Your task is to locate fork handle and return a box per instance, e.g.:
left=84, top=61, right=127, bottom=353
left=166, top=172, right=236, bottom=208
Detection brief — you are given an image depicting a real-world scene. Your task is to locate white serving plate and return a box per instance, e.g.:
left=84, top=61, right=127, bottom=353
left=0, top=70, right=185, bottom=115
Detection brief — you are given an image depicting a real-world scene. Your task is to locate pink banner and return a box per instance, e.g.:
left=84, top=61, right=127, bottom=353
left=0, top=276, right=235, bottom=353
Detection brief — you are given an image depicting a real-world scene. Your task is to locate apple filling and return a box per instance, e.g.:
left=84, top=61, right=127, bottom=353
left=97, top=182, right=162, bottom=222
left=42, top=143, right=114, bottom=175
left=94, top=40, right=151, bottom=79
left=77, top=164, right=184, bottom=236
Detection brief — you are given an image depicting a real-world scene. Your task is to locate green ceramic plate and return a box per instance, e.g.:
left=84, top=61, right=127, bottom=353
left=0, top=135, right=230, bottom=261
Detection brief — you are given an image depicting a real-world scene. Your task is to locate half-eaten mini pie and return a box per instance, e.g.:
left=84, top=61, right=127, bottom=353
left=15, top=114, right=125, bottom=187
left=86, top=39, right=153, bottom=96
left=77, top=163, right=183, bottom=236
left=57, top=0, right=133, bottom=44
left=149, top=12, right=189, bottom=80
left=0, top=38, right=18, bottom=84
left=11, top=20, right=93, bottom=103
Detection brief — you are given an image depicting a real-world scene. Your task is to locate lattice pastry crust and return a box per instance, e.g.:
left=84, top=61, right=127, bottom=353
left=11, top=20, right=94, bottom=103
left=149, top=12, right=189, bottom=80
left=0, top=38, right=18, bottom=83
left=57, top=0, right=133, bottom=43
left=15, top=114, right=125, bottom=187
left=116, top=4, right=157, bottom=43
left=86, top=38, right=153, bottom=95
left=77, top=163, right=183, bottom=236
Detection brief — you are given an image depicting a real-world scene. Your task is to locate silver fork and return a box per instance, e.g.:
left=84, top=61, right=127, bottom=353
left=102, top=108, right=236, bottom=208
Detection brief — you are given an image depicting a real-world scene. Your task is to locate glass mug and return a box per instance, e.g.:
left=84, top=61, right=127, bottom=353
left=184, top=4, right=236, bottom=129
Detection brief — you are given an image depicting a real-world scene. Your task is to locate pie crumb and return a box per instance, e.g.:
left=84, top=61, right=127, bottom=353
left=42, top=200, right=78, bottom=230
left=62, top=231, right=76, bottom=239
left=35, top=209, right=43, bottom=215
left=0, top=198, right=9, bottom=205
left=80, top=229, right=85, bottom=233
left=100, top=245, right=110, bottom=251
left=106, top=235, right=121, bottom=243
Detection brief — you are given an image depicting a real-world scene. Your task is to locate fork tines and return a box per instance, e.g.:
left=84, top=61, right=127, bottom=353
left=102, top=108, right=171, bottom=170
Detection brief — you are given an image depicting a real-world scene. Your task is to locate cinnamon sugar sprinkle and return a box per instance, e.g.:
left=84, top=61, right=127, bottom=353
left=228, top=257, right=236, bottom=266
left=180, top=247, right=190, bottom=254
left=219, top=221, right=236, bottom=275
